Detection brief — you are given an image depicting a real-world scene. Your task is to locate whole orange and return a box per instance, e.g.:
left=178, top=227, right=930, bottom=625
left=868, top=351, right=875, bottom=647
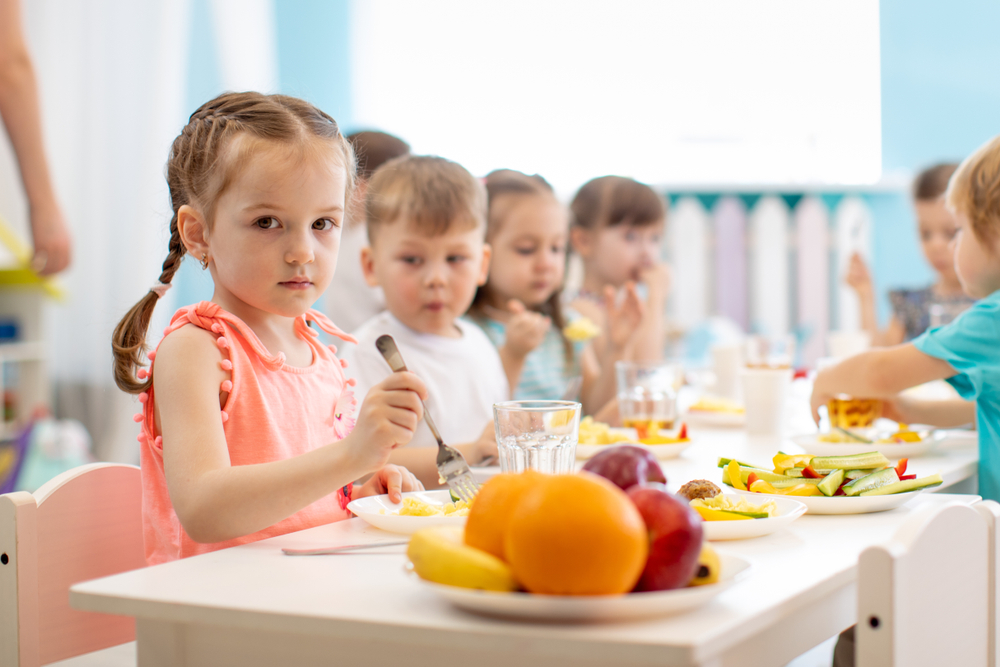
left=503, top=472, right=648, bottom=595
left=464, top=471, right=545, bottom=561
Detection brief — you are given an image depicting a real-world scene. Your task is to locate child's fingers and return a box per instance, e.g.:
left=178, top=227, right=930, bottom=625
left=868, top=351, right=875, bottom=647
left=381, top=466, right=404, bottom=503
left=378, top=371, right=429, bottom=401
left=402, top=469, right=424, bottom=492
left=507, top=299, right=526, bottom=315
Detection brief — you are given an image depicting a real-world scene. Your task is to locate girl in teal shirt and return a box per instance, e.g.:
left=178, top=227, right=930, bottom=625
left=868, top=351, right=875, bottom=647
left=811, top=133, right=1000, bottom=500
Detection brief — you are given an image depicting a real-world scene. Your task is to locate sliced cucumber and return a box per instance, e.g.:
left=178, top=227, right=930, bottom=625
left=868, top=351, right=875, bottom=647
left=449, top=489, right=461, bottom=502
left=770, top=477, right=822, bottom=489
left=818, top=469, right=845, bottom=497
left=845, top=468, right=879, bottom=480
left=717, top=457, right=762, bottom=469
left=859, top=473, right=944, bottom=496
left=724, top=509, right=770, bottom=519
left=810, top=452, right=890, bottom=471
left=843, top=467, right=899, bottom=496
left=783, top=468, right=805, bottom=478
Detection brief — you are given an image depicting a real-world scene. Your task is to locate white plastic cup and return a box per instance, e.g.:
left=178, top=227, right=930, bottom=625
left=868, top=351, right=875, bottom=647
left=740, top=367, right=793, bottom=436
left=711, top=343, right=744, bottom=400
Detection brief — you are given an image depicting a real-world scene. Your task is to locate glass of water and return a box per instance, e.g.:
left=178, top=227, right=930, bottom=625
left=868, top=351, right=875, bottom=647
left=493, top=400, right=581, bottom=474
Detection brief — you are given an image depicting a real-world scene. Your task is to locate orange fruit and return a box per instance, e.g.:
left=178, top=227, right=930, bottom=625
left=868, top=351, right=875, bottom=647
left=503, top=472, right=648, bottom=596
left=464, top=471, right=545, bottom=561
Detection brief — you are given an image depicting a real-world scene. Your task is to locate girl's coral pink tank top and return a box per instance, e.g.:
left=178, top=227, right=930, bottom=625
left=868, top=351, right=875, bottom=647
left=137, top=301, right=359, bottom=564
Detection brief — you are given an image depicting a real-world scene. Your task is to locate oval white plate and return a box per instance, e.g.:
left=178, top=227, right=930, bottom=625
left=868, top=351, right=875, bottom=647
left=789, top=432, right=941, bottom=459
left=730, top=487, right=928, bottom=515
left=698, top=495, right=807, bottom=540
left=576, top=440, right=693, bottom=460
left=683, top=410, right=745, bottom=428
left=347, top=490, right=465, bottom=534
left=415, top=553, right=750, bottom=621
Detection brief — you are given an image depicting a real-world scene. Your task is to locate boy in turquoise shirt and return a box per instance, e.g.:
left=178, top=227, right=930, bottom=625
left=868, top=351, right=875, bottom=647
left=811, top=133, right=1000, bottom=501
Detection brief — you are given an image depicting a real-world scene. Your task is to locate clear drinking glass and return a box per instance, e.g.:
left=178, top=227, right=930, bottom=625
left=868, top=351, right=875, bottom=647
left=493, top=400, right=581, bottom=474
left=745, top=334, right=796, bottom=369
left=615, top=361, right=679, bottom=439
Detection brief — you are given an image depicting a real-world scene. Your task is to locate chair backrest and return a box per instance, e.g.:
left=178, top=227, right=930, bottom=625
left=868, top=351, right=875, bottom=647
left=976, top=500, right=1000, bottom=667
left=0, top=463, right=145, bottom=666
left=857, top=501, right=989, bottom=667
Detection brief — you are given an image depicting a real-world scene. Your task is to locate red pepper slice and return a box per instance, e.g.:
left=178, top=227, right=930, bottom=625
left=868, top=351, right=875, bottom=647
left=895, top=458, right=909, bottom=477
left=900, top=474, right=917, bottom=481
left=747, top=472, right=760, bottom=487
left=801, top=466, right=822, bottom=479
left=678, top=422, right=688, bottom=440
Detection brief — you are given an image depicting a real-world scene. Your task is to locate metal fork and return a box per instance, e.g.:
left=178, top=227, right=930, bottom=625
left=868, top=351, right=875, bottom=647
left=375, top=335, right=480, bottom=502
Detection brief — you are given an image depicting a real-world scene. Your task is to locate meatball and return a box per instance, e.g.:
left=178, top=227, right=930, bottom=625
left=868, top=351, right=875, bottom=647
left=677, top=479, right=721, bottom=501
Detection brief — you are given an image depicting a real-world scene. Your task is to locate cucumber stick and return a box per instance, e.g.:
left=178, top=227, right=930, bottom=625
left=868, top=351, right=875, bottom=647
left=810, top=452, right=890, bottom=471
left=860, top=473, right=944, bottom=496
left=818, top=469, right=845, bottom=496
left=843, top=467, right=899, bottom=496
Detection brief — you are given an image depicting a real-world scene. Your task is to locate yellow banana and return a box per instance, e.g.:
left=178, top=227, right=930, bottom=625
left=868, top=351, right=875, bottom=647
left=407, top=526, right=519, bottom=592
left=689, top=542, right=721, bottom=586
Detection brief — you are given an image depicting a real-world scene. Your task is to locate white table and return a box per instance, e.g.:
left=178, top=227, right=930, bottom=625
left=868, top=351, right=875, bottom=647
left=70, top=422, right=980, bottom=667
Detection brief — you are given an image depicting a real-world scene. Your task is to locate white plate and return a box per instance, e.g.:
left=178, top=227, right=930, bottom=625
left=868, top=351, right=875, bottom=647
left=730, top=487, right=928, bottom=515
left=789, top=431, right=941, bottom=459
left=576, top=440, right=694, bottom=460
left=347, top=490, right=465, bottom=534
left=698, top=495, right=807, bottom=540
left=414, top=553, right=750, bottom=621
left=683, top=410, right=745, bottom=428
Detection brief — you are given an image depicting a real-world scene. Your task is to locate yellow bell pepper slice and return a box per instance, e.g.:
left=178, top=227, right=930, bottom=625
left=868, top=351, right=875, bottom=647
left=781, top=483, right=824, bottom=497
left=772, top=453, right=814, bottom=470
left=749, top=479, right=779, bottom=494
left=727, top=460, right=746, bottom=490
left=693, top=506, right=753, bottom=522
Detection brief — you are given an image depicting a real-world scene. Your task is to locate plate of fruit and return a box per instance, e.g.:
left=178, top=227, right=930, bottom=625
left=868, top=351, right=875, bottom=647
left=791, top=424, right=942, bottom=458
left=407, top=459, right=749, bottom=621
left=677, top=480, right=807, bottom=541
left=575, top=417, right=692, bottom=460
left=718, top=454, right=943, bottom=515
left=682, top=396, right=746, bottom=428
left=347, top=490, right=470, bottom=534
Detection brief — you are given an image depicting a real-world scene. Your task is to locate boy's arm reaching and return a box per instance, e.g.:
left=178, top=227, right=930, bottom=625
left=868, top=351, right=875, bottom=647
left=155, top=326, right=426, bottom=544
left=810, top=343, right=957, bottom=422
left=882, top=395, right=976, bottom=428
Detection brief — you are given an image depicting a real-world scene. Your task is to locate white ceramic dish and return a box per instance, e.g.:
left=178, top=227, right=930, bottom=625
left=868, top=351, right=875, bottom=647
left=730, top=487, right=928, bottom=515
left=698, top=495, right=807, bottom=540
left=789, top=431, right=942, bottom=459
left=414, top=553, right=750, bottom=621
left=347, top=490, right=465, bottom=534
left=683, top=409, right=745, bottom=428
left=576, top=439, right=693, bottom=460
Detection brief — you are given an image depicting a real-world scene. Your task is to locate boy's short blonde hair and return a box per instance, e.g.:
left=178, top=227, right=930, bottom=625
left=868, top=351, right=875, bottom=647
left=365, top=155, right=486, bottom=243
left=947, top=134, right=1000, bottom=245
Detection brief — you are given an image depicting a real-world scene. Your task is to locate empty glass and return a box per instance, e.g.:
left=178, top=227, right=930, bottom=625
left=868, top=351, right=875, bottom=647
left=745, top=334, right=796, bottom=369
left=615, top=361, right=679, bottom=439
left=494, top=400, right=580, bottom=474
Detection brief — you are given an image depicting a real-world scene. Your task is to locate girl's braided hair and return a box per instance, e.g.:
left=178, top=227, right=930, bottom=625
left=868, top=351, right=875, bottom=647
left=112, top=92, right=356, bottom=394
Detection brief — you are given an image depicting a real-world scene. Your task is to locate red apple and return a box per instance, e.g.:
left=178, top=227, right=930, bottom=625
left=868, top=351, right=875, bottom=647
left=581, top=445, right=666, bottom=491
left=626, top=483, right=704, bottom=592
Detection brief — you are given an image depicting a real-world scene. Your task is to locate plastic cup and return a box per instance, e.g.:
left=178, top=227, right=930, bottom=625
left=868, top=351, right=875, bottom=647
left=493, top=400, right=580, bottom=474
left=711, top=344, right=744, bottom=400
left=615, top=361, right=679, bottom=439
left=740, top=367, right=793, bottom=436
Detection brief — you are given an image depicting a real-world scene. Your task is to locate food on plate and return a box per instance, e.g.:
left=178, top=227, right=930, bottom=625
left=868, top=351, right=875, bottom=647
left=877, top=424, right=923, bottom=443
left=688, top=396, right=745, bottom=414
left=627, top=483, right=704, bottom=591
left=391, top=497, right=471, bottom=517
left=578, top=416, right=634, bottom=445
left=407, top=525, right=518, bottom=592
left=676, top=479, right=721, bottom=501
left=827, top=396, right=882, bottom=428
left=464, top=471, right=543, bottom=561
left=581, top=444, right=667, bottom=491
left=639, top=423, right=689, bottom=444
left=408, top=470, right=717, bottom=596
left=689, top=543, right=721, bottom=586
left=689, top=494, right=778, bottom=521
left=719, top=452, right=943, bottom=497
left=505, top=472, right=648, bottom=595
left=563, top=316, right=601, bottom=342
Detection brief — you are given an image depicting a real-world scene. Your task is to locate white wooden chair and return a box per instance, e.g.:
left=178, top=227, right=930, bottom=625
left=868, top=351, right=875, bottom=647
left=0, top=463, right=144, bottom=666
left=976, top=500, right=1000, bottom=667
left=857, top=501, right=989, bottom=667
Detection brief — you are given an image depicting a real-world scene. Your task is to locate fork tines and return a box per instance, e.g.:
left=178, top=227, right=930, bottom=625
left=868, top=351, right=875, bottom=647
left=437, top=445, right=479, bottom=503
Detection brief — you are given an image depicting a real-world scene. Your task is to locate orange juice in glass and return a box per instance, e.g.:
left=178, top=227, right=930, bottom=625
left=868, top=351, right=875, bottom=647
left=615, top=361, right=679, bottom=439
left=827, top=396, right=883, bottom=429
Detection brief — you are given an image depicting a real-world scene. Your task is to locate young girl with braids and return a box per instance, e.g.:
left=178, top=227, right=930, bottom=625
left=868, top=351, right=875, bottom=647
left=112, top=92, right=425, bottom=564
left=468, top=169, right=642, bottom=416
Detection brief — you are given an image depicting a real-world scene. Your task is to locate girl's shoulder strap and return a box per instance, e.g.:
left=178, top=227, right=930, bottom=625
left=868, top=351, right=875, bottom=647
left=302, top=309, right=358, bottom=345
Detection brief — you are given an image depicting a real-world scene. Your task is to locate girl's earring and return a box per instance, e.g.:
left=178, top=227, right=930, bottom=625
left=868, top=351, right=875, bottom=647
left=200, top=254, right=209, bottom=270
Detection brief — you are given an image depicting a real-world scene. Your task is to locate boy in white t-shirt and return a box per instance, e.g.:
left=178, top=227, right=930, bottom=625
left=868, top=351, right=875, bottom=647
left=347, top=155, right=506, bottom=487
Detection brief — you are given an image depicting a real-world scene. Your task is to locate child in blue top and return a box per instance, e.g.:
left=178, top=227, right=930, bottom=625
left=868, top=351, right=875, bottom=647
left=811, top=133, right=1000, bottom=501
left=467, top=170, right=642, bottom=416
